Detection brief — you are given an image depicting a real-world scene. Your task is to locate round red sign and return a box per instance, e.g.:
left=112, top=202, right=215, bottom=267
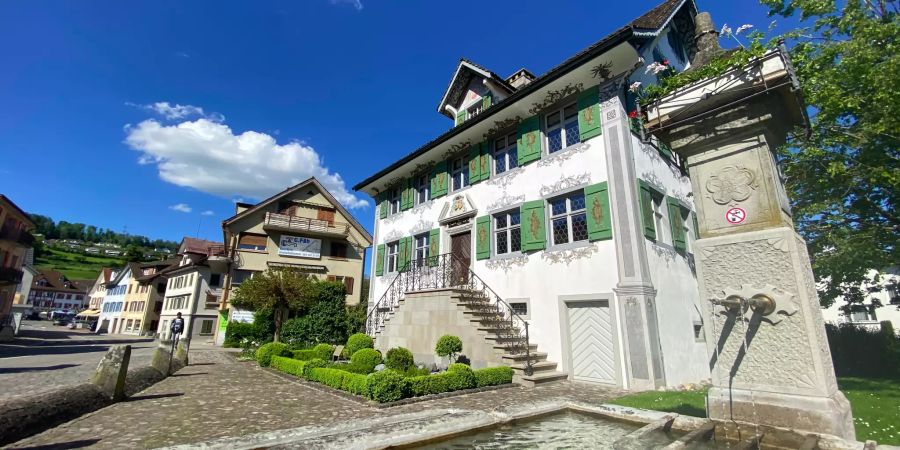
left=725, top=207, right=747, bottom=224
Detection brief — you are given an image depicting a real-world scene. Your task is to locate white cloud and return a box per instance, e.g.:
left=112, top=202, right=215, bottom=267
left=201, top=210, right=215, bottom=216
left=170, top=203, right=192, bottom=213
left=124, top=118, right=368, bottom=209
left=127, top=101, right=224, bottom=122
left=330, top=0, right=363, bottom=10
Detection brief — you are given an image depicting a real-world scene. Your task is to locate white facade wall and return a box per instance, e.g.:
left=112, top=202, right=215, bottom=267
left=821, top=269, right=900, bottom=336
left=158, top=266, right=218, bottom=341
left=98, top=268, right=130, bottom=334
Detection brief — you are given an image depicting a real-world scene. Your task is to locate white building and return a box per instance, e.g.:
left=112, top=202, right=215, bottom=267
left=156, top=237, right=227, bottom=343
left=821, top=268, right=900, bottom=335
left=97, top=265, right=133, bottom=334
left=354, top=0, right=709, bottom=389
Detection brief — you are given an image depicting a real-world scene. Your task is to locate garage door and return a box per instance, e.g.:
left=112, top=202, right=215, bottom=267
left=567, top=301, right=616, bottom=384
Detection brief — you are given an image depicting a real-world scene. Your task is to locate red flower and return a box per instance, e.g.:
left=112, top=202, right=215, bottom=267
left=628, top=110, right=640, bottom=119
left=662, top=59, right=670, bottom=66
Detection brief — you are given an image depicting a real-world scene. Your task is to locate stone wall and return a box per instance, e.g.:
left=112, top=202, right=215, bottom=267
left=374, top=289, right=505, bottom=369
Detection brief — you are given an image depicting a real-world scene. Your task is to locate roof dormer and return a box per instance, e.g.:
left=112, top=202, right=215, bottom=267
left=438, top=59, right=517, bottom=126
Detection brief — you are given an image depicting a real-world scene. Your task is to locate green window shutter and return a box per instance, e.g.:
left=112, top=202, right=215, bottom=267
left=585, top=182, right=613, bottom=241
left=520, top=200, right=546, bottom=251
left=430, top=161, right=448, bottom=199
left=691, top=211, right=700, bottom=240
left=401, top=178, right=413, bottom=211
left=455, top=109, right=466, bottom=126
left=638, top=180, right=657, bottom=241
left=378, top=194, right=388, bottom=219
left=375, top=244, right=385, bottom=276
left=479, top=141, right=491, bottom=182
left=482, top=92, right=492, bottom=110
left=577, top=85, right=602, bottom=141
left=397, top=237, right=410, bottom=273
left=516, top=115, right=542, bottom=166
left=475, top=215, right=491, bottom=260
left=468, top=145, right=482, bottom=184
left=667, top=197, right=686, bottom=253
left=427, top=228, right=440, bottom=266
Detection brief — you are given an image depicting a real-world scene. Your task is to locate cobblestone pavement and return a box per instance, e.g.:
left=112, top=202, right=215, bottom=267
left=0, top=322, right=156, bottom=400
left=9, top=351, right=624, bottom=449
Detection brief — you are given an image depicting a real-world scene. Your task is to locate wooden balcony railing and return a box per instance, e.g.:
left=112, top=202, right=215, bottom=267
left=264, top=212, right=349, bottom=235
left=0, top=225, right=34, bottom=247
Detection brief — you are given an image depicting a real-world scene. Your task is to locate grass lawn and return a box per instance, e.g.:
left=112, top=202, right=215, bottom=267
left=35, top=247, right=124, bottom=280
left=608, top=377, right=899, bottom=445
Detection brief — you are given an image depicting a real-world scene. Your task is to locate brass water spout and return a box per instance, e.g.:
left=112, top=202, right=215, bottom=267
left=710, top=294, right=776, bottom=315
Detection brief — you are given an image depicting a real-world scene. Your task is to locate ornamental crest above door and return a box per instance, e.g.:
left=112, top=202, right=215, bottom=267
left=438, top=194, right=478, bottom=225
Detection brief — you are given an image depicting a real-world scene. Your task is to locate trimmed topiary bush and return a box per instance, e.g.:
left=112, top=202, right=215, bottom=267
left=302, top=358, right=328, bottom=377
left=385, top=347, right=414, bottom=372
left=341, top=372, right=369, bottom=396
left=406, top=365, right=477, bottom=397
left=435, top=335, right=463, bottom=362
left=307, top=367, right=347, bottom=389
left=344, top=333, right=374, bottom=357
left=447, top=362, right=470, bottom=372
left=366, top=370, right=408, bottom=403
left=292, top=349, right=319, bottom=361
left=350, top=348, right=383, bottom=373
left=313, top=343, right=334, bottom=360
left=256, top=342, right=291, bottom=367
left=474, top=366, right=514, bottom=387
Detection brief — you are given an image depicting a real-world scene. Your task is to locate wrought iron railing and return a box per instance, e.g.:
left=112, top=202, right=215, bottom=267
left=366, top=253, right=533, bottom=374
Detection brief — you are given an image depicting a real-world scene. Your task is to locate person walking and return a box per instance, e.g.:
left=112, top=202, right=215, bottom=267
left=170, top=312, right=185, bottom=339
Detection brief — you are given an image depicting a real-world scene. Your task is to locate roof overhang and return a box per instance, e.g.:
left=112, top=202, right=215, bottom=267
left=354, top=34, right=641, bottom=195
left=437, top=60, right=516, bottom=119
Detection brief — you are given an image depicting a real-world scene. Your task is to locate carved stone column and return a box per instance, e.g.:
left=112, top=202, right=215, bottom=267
left=649, top=49, right=854, bottom=438
left=600, top=79, right=665, bottom=390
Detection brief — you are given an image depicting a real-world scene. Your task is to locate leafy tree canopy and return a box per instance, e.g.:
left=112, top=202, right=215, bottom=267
left=761, top=0, right=899, bottom=308
left=231, top=268, right=317, bottom=341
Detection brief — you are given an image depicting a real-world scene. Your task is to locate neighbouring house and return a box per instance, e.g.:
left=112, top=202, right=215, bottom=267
left=354, top=0, right=708, bottom=388
left=216, top=177, right=373, bottom=345
left=821, top=268, right=900, bottom=336
left=98, top=266, right=131, bottom=334
left=86, top=268, right=113, bottom=311
left=27, top=269, right=89, bottom=312
left=0, top=195, right=36, bottom=338
left=120, top=259, right=177, bottom=336
left=156, top=237, right=229, bottom=342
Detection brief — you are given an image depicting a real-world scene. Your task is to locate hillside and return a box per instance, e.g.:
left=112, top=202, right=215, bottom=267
left=34, top=246, right=125, bottom=281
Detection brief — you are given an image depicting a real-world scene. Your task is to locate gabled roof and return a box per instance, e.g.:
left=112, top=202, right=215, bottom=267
left=135, top=258, right=180, bottom=282
left=0, top=194, right=35, bottom=229
left=179, top=237, right=221, bottom=255
left=222, top=177, right=373, bottom=245
left=437, top=59, right=517, bottom=119
left=32, top=269, right=89, bottom=293
left=353, top=0, right=694, bottom=193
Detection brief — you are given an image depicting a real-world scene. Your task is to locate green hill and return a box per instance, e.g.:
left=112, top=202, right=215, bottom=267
left=34, top=247, right=125, bottom=280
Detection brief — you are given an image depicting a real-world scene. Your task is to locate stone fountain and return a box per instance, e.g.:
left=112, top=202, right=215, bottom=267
left=645, top=13, right=855, bottom=441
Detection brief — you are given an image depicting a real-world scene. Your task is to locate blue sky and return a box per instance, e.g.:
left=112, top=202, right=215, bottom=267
left=0, top=0, right=784, bottom=246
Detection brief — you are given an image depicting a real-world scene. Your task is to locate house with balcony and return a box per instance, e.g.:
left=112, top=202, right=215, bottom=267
left=0, top=194, right=35, bottom=338
left=216, top=178, right=373, bottom=344
left=98, top=266, right=131, bottom=333
left=156, top=237, right=228, bottom=342
left=821, top=268, right=900, bottom=336
left=354, top=0, right=709, bottom=389
left=120, top=259, right=177, bottom=336
left=27, top=269, right=89, bottom=312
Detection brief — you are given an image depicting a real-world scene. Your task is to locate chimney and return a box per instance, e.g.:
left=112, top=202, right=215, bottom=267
left=691, top=12, right=724, bottom=68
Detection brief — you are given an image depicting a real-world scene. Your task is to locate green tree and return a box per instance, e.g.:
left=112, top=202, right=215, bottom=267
left=231, top=268, right=316, bottom=342
left=281, top=281, right=353, bottom=345
left=124, top=245, right=144, bottom=262
left=761, top=0, right=899, bottom=308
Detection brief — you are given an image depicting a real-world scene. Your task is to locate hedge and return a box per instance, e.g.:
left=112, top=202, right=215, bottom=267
left=256, top=342, right=292, bottom=367
left=271, top=356, right=327, bottom=378
left=385, top=347, right=414, bottom=372
left=826, top=322, right=900, bottom=377
left=366, top=370, right=408, bottom=403
left=474, top=366, right=514, bottom=387
left=407, top=364, right=476, bottom=397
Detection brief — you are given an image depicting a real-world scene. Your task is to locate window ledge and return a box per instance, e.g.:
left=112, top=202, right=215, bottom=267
left=238, top=249, right=268, bottom=254
left=449, top=185, right=474, bottom=195
left=546, top=240, right=591, bottom=253
left=544, top=140, right=588, bottom=159
left=491, top=251, right=525, bottom=261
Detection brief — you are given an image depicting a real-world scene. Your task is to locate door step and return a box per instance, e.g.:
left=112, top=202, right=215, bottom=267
left=515, top=370, right=570, bottom=387
left=510, top=360, right=558, bottom=374
left=501, top=351, right=547, bottom=363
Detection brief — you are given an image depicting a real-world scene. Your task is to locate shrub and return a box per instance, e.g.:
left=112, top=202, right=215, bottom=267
left=447, top=362, right=470, bottom=372
left=303, top=358, right=328, bottom=377
left=474, top=366, right=514, bottom=388
left=826, top=322, right=900, bottom=377
left=313, top=343, right=334, bottom=360
left=406, top=366, right=477, bottom=397
left=350, top=348, right=383, bottom=373
left=292, top=349, right=319, bottom=361
left=271, top=356, right=308, bottom=377
left=345, top=333, right=374, bottom=357
left=435, top=335, right=463, bottom=361
left=256, top=342, right=291, bottom=367
left=223, top=321, right=257, bottom=347
left=366, top=370, right=408, bottom=403
left=307, top=367, right=348, bottom=389
left=281, top=282, right=354, bottom=346
left=404, top=366, right=431, bottom=377
left=385, top=347, right=414, bottom=372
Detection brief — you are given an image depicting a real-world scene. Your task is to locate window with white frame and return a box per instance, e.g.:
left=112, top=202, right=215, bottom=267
left=450, top=156, right=469, bottom=192
left=413, top=233, right=430, bottom=265
left=681, top=209, right=693, bottom=253
left=413, top=174, right=430, bottom=205
left=466, top=102, right=483, bottom=120
left=545, top=103, right=580, bottom=153
left=388, top=188, right=401, bottom=215
left=849, top=305, right=877, bottom=322
left=386, top=241, right=400, bottom=273
left=549, top=191, right=588, bottom=246
left=651, top=192, right=666, bottom=243
left=493, top=132, right=518, bottom=175
left=494, top=210, right=521, bottom=255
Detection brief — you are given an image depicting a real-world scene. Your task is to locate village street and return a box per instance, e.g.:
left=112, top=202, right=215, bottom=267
left=0, top=321, right=156, bottom=400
